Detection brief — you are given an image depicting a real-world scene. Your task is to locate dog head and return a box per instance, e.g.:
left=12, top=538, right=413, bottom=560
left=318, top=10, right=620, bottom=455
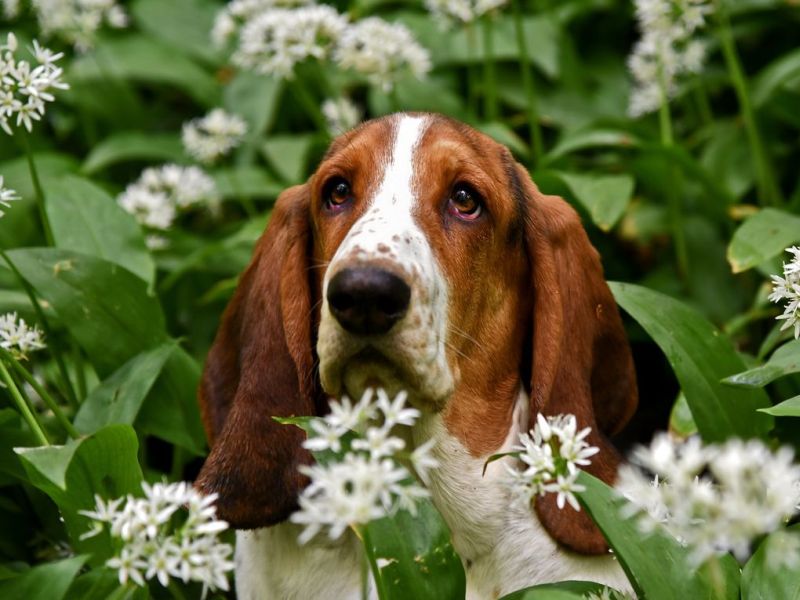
left=195, top=113, right=637, bottom=553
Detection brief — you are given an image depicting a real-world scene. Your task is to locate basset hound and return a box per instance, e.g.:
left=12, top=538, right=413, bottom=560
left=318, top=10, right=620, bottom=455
left=195, top=113, right=639, bottom=599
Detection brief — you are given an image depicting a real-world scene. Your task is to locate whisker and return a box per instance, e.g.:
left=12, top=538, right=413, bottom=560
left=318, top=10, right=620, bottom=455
left=447, top=325, right=485, bottom=350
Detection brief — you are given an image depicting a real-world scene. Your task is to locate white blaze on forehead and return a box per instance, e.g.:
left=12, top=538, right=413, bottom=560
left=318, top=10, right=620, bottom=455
left=376, top=115, right=426, bottom=209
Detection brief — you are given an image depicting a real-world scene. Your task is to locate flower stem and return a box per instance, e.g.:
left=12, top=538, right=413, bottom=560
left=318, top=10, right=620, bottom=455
left=482, top=16, right=498, bottom=122
left=512, top=0, right=543, bottom=165
left=466, top=24, right=479, bottom=117
left=358, top=526, right=387, bottom=600
left=19, top=131, right=54, bottom=246
left=0, top=250, right=79, bottom=407
left=713, top=0, right=780, bottom=206
left=1, top=347, right=78, bottom=439
left=288, top=78, right=328, bottom=136
left=0, top=359, right=49, bottom=445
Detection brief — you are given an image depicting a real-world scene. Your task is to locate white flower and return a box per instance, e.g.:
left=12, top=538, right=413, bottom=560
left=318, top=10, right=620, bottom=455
left=117, top=164, right=219, bottom=231
left=334, top=17, right=432, bottom=92
left=232, top=5, right=348, bottom=78
left=80, top=481, right=234, bottom=592
left=29, top=0, right=128, bottom=52
left=2, top=0, right=19, bottom=19
left=0, top=312, right=46, bottom=359
left=769, top=246, right=800, bottom=339
left=0, top=175, right=20, bottom=216
left=410, top=438, right=439, bottom=485
left=0, top=34, right=68, bottom=135
left=211, top=0, right=315, bottom=48
left=503, top=413, right=598, bottom=511
left=424, top=0, right=507, bottom=26
left=628, top=0, right=713, bottom=116
left=617, top=434, right=800, bottom=566
left=182, top=108, right=247, bottom=165
left=292, top=389, right=435, bottom=543
left=321, top=97, right=362, bottom=136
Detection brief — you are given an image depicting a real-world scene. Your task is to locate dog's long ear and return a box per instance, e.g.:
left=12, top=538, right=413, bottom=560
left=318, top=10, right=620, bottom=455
left=515, top=164, right=638, bottom=554
left=195, top=184, right=317, bottom=529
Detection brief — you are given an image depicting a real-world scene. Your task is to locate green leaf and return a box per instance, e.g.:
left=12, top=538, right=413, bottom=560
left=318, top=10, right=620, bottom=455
left=15, top=425, right=143, bottom=557
left=758, top=394, right=800, bottom=417
left=81, top=132, right=184, bottom=174
left=499, top=581, right=606, bottom=600
left=544, top=128, right=641, bottom=163
left=610, top=282, right=772, bottom=441
left=131, top=0, right=222, bottom=65
left=723, top=340, right=800, bottom=388
left=741, top=527, right=800, bottom=599
left=45, top=175, right=156, bottom=286
left=364, top=499, right=466, bottom=600
left=669, top=392, right=698, bottom=438
left=477, top=122, right=530, bottom=158
left=557, top=172, right=634, bottom=232
left=0, top=556, right=88, bottom=600
left=727, top=209, right=800, bottom=273
left=6, top=248, right=167, bottom=378
left=74, top=341, right=177, bottom=434
left=70, top=35, right=220, bottom=107
left=262, top=135, right=315, bottom=184
left=212, top=167, right=284, bottom=200
left=753, top=47, right=800, bottom=107
left=577, top=472, right=741, bottom=600
left=224, top=71, right=283, bottom=137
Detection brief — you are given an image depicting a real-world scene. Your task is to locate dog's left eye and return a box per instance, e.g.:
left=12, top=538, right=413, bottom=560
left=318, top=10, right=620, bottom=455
left=323, top=177, right=353, bottom=211
left=448, top=184, right=483, bottom=221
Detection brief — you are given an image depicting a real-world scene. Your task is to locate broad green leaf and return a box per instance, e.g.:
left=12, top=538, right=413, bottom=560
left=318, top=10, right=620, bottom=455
left=753, top=47, right=800, bottom=107
left=131, top=0, right=222, bottom=65
left=45, top=175, right=155, bottom=285
left=557, top=172, right=634, bottom=232
left=727, top=209, right=800, bottom=273
left=544, top=128, right=640, bottom=163
left=81, top=132, right=184, bottom=174
left=610, top=282, right=772, bottom=441
left=669, top=393, right=698, bottom=438
left=74, top=341, right=177, bottom=434
left=758, top=394, right=800, bottom=417
left=723, top=340, right=800, bottom=388
left=577, top=472, right=741, bottom=600
left=224, top=71, right=283, bottom=137
left=741, top=527, right=800, bottom=599
left=499, top=581, right=606, bottom=600
left=213, top=167, right=284, bottom=200
left=6, top=248, right=167, bottom=378
left=16, top=425, right=143, bottom=558
left=0, top=556, right=88, bottom=600
left=70, top=35, right=220, bottom=106
left=364, top=499, right=466, bottom=600
left=699, top=121, right=754, bottom=200
left=262, top=135, right=315, bottom=184
left=137, top=348, right=206, bottom=454
left=477, top=122, right=530, bottom=158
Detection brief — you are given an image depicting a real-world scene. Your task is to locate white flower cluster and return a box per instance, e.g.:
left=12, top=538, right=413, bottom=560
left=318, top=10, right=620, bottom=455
left=80, top=481, right=234, bottom=592
left=233, top=5, right=348, bottom=78
left=215, top=2, right=431, bottom=90
left=2, top=0, right=19, bottom=19
left=504, top=414, right=599, bottom=512
left=30, top=0, right=128, bottom=52
left=617, top=434, right=800, bottom=566
left=182, top=108, right=247, bottom=165
left=117, top=164, right=219, bottom=231
left=321, top=97, right=361, bottom=136
left=0, top=312, right=46, bottom=359
left=290, top=389, right=439, bottom=544
left=211, top=0, right=314, bottom=48
left=0, top=34, right=69, bottom=135
left=628, top=0, right=712, bottom=117
left=0, top=175, right=20, bottom=217
left=768, top=246, right=800, bottom=339
left=335, top=18, right=432, bottom=92
left=424, top=0, right=508, bottom=26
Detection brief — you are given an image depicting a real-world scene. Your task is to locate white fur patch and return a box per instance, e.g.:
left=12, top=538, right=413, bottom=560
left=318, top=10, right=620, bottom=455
left=317, top=115, right=454, bottom=406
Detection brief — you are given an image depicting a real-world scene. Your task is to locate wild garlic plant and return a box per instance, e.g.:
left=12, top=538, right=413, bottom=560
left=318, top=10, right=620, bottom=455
left=768, top=246, right=800, bottom=339
left=0, top=175, right=20, bottom=216
left=424, top=0, right=508, bottom=27
left=182, top=108, right=248, bottom=165
left=617, top=434, right=800, bottom=567
left=289, top=388, right=439, bottom=544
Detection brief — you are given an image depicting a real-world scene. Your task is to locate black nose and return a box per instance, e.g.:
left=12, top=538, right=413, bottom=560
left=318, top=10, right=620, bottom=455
left=327, top=267, right=411, bottom=335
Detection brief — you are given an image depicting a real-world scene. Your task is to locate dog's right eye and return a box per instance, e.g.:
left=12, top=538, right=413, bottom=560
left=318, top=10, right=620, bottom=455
left=323, top=177, right=353, bottom=212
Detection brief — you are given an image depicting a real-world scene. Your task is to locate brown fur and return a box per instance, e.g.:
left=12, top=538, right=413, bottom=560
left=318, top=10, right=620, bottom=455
left=195, top=113, right=638, bottom=555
